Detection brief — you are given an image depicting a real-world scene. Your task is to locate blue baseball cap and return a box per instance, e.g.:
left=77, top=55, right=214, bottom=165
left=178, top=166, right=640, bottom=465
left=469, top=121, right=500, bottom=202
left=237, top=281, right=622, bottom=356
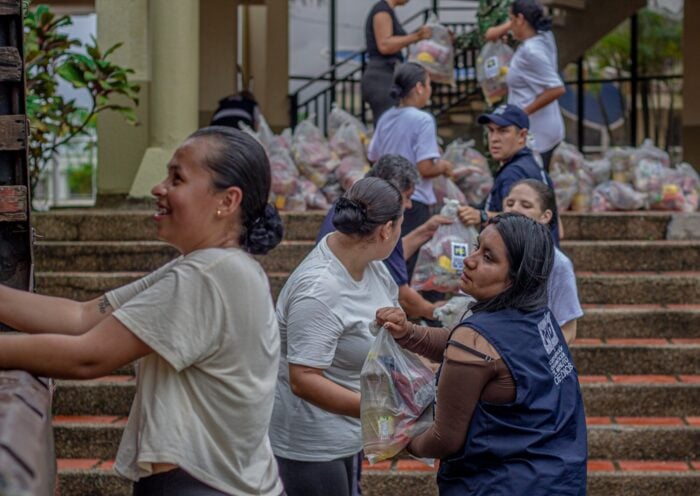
left=478, top=104, right=530, bottom=130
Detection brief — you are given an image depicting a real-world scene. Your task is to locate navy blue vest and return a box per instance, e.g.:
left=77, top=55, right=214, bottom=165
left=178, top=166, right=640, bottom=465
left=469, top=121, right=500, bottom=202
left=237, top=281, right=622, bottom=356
left=437, top=307, right=587, bottom=496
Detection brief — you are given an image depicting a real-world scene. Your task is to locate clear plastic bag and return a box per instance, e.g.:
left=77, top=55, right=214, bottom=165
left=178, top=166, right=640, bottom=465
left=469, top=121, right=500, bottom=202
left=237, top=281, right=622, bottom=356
left=411, top=199, right=479, bottom=293
left=581, top=158, right=611, bottom=186
left=551, top=142, right=584, bottom=176
left=476, top=41, right=513, bottom=105
left=433, top=294, right=475, bottom=330
left=298, top=177, right=330, bottom=210
left=676, top=162, right=700, bottom=212
left=605, top=147, right=637, bottom=184
left=636, top=139, right=671, bottom=168
left=441, top=139, right=493, bottom=205
left=272, top=180, right=307, bottom=212
left=361, top=323, right=435, bottom=465
left=291, top=119, right=340, bottom=187
left=330, top=121, right=366, bottom=159
left=336, top=154, right=369, bottom=191
left=591, top=181, right=647, bottom=212
left=433, top=175, right=467, bottom=208
left=409, top=15, right=455, bottom=85
left=551, top=170, right=578, bottom=211
left=269, top=147, right=299, bottom=196
left=571, top=168, right=595, bottom=212
left=327, top=105, right=369, bottom=144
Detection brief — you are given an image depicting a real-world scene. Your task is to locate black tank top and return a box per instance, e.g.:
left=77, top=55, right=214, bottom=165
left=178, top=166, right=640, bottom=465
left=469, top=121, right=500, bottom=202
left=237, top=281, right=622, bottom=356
left=365, top=1, right=407, bottom=61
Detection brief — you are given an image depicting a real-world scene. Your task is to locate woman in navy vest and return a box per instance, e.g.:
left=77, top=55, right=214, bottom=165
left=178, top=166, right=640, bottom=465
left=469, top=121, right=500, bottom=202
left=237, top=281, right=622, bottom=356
left=375, top=213, right=587, bottom=495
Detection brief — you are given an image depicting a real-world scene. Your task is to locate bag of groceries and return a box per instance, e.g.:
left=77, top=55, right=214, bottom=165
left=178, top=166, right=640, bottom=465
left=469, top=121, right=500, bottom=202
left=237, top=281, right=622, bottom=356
left=361, top=322, right=435, bottom=464
left=411, top=199, right=479, bottom=293
left=476, top=41, right=513, bottom=105
left=442, top=139, right=493, bottom=205
left=409, top=15, right=455, bottom=85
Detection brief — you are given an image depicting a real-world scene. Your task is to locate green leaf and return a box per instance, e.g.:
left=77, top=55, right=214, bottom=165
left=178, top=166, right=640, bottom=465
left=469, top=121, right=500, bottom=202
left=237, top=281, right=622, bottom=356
left=57, top=61, right=87, bottom=87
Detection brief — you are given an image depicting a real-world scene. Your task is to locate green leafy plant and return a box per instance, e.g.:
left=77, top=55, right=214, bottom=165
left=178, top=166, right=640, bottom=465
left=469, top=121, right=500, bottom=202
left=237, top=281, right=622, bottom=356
left=66, top=161, right=93, bottom=196
left=24, top=3, right=140, bottom=190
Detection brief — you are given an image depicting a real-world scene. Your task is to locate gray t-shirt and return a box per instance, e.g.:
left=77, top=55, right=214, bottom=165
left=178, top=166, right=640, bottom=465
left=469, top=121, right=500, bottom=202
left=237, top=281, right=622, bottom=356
left=107, top=249, right=283, bottom=496
left=548, top=248, right=584, bottom=326
left=270, top=234, right=399, bottom=461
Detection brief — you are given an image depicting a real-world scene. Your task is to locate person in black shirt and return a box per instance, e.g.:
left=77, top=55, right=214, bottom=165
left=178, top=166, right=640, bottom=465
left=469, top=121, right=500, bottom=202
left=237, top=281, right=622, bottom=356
left=361, top=1, right=431, bottom=121
left=210, top=90, right=261, bottom=131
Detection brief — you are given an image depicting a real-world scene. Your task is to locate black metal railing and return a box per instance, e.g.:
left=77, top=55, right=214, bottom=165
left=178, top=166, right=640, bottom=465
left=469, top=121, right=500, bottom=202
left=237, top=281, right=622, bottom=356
left=288, top=3, right=479, bottom=133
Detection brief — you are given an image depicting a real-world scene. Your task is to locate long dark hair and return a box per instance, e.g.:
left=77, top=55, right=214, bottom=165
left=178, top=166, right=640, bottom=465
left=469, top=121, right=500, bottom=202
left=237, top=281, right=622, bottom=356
left=511, top=0, right=552, bottom=32
left=390, top=62, right=428, bottom=100
left=188, top=126, right=284, bottom=255
left=509, top=178, right=558, bottom=227
left=333, top=177, right=403, bottom=237
left=472, top=213, right=554, bottom=313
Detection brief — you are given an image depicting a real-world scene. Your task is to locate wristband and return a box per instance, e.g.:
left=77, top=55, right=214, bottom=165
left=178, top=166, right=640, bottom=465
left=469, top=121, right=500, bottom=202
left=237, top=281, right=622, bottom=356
left=479, top=210, right=488, bottom=228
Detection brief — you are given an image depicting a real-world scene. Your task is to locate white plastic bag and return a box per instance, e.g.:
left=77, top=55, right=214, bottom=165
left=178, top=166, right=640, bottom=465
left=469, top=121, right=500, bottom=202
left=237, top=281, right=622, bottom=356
left=409, top=15, right=455, bottom=85
left=476, top=41, right=513, bottom=105
left=433, top=295, right=475, bottom=329
left=361, top=323, right=435, bottom=464
left=291, top=119, right=339, bottom=187
left=411, top=199, right=479, bottom=293
left=441, top=139, right=493, bottom=205
left=591, top=181, right=647, bottom=212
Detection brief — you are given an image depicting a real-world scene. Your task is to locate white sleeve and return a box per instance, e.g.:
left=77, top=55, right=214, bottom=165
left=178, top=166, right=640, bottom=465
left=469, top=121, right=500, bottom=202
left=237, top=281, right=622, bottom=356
left=549, top=256, right=584, bottom=326
left=111, top=260, right=222, bottom=372
left=106, top=258, right=181, bottom=309
left=518, top=45, right=563, bottom=90
left=285, top=296, right=346, bottom=369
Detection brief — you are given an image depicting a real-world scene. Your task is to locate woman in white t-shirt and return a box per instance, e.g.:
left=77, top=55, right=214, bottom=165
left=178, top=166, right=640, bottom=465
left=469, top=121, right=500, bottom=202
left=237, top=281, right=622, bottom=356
left=0, top=128, right=285, bottom=495
left=486, top=0, right=566, bottom=171
left=270, top=177, right=404, bottom=496
left=368, top=62, right=453, bottom=276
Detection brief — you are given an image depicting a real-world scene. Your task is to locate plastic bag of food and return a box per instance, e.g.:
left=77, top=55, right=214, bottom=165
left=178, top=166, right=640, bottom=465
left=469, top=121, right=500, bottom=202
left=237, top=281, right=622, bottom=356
left=411, top=199, right=479, bottom=293
left=269, top=147, right=299, bottom=196
left=551, top=142, right=584, bottom=176
left=641, top=163, right=698, bottom=212
left=336, top=154, right=369, bottom=191
left=676, top=162, right=700, bottom=212
left=298, top=177, right=329, bottom=210
left=605, top=147, right=637, bottom=183
left=442, top=139, right=493, bottom=205
left=321, top=180, right=344, bottom=205
left=550, top=170, right=578, bottom=211
left=272, top=180, right=307, bottom=212
left=292, top=119, right=340, bottom=187
left=327, top=105, right=369, bottom=144
left=330, top=121, right=366, bottom=159
left=636, top=139, right=671, bottom=168
left=571, top=169, right=595, bottom=212
left=476, top=41, right=513, bottom=105
left=591, top=181, right=647, bottom=212
left=581, top=158, right=611, bottom=185
left=433, top=294, right=475, bottom=330
left=433, top=175, right=467, bottom=208
left=361, top=322, right=435, bottom=464
left=409, top=15, right=455, bottom=85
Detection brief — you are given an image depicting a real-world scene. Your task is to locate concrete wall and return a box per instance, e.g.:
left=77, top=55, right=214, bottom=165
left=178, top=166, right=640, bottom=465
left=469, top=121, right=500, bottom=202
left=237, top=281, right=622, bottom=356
left=682, top=1, right=700, bottom=169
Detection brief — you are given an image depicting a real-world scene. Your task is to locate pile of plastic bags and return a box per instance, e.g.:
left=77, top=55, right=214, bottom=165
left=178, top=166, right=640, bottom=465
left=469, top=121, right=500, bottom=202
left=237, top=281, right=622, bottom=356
left=409, top=15, right=455, bottom=85
left=476, top=41, right=513, bottom=105
left=549, top=140, right=700, bottom=213
left=361, top=322, right=435, bottom=464
left=441, top=139, right=493, bottom=205
left=411, top=199, right=479, bottom=293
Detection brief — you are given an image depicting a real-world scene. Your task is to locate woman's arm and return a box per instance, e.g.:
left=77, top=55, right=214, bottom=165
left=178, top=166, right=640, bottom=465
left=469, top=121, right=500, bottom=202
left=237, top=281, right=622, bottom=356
left=397, top=284, right=439, bottom=320
left=416, top=158, right=452, bottom=179
left=0, top=285, right=113, bottom=336
left=0, top=316, right=152, bottom=379
left=524, top=86, right=566, bottom=115
left=484, top=20, right=512, bottom=42
left=289, top=364, right=360, bottom=418
left=374, top=12, right=430, bottom=55
left=402, top=214, right=453, bottom=259
left=375, top=307, right=449, bottom=362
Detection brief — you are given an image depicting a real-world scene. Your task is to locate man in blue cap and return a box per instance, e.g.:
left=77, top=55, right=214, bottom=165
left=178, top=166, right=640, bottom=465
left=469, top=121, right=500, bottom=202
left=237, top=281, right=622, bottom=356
left=458, top=103, right=560, bottom=245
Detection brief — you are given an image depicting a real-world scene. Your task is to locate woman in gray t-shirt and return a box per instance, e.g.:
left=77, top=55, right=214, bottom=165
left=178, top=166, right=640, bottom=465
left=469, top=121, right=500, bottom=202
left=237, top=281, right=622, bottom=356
left=270, top=177, right=404, bottom=496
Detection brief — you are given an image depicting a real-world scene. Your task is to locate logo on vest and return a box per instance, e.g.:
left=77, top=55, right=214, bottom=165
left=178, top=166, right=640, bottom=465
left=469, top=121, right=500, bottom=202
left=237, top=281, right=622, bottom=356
left=537, top=312, right=559, bottom=355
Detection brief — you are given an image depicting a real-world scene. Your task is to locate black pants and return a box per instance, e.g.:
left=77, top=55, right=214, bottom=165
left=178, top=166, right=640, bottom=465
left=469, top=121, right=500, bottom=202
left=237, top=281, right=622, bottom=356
left=133, top=469, right=230, bottom=496
left=540, top=144, right=559, bottom=173
left=361, top=59, right=399, bottom=123
left=402, top=200, right=432, bottom=280
left=276, top=454, right=358, bottom=496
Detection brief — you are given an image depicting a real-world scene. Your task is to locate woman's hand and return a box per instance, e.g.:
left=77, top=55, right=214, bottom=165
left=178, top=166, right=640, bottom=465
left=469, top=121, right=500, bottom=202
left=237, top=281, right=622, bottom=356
left=484, top=20, right=512, bottom=42
left=375, top=307, right=412, bottom=339
left=458, top=205, right=481, bottom=226
left=416, top=25, right=432, bottom=41
left=437, top=159, right=453, bottom=178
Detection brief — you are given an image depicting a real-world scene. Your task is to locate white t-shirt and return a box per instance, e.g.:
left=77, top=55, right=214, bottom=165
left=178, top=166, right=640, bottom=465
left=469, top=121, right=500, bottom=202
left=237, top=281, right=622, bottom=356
left=506, top=31, right=565, bottom=153
left=269, top=234, right=399, bottom=461
left=368, top=106, right=441, bottom=205
left=548, top=248, right=584, bottom=326
left=106, top=248, right=283, bottom=496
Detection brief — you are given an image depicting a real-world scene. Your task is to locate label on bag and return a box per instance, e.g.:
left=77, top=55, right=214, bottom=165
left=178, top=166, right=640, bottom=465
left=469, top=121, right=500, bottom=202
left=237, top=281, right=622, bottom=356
left=451, top=242, right=469, bottom=271
left=378, top=415, right=394, bottom=440
left=484, top=56, right=500, bottom=79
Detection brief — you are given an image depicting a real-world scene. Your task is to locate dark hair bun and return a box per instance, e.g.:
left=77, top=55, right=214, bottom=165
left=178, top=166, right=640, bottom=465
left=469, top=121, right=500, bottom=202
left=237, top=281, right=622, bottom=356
left=333, top=197, right=372, bottom=236
left=243, top=203, right=284, bottom=255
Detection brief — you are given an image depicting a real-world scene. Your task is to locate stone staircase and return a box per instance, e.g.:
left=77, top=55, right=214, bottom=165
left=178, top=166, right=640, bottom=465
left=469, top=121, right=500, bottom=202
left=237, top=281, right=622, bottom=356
left=32, top=209, right=700, bottom=496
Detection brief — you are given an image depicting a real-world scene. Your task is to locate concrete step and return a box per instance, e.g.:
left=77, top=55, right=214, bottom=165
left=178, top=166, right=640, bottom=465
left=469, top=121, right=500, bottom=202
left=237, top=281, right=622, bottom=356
left=34, top=241, right=178, bottom=272
left=561, top=241, right=700, bottom=272
left=53, top=375, right=700, bottom=418
left=55, top=459, right=700, bottom=496
left=51, top=415, right=700, bottom=461
left=35, top=272, right=146, bottom=302
left=33, top=210, right=678, bottom=242
left=578, top=305, right=700, bottom=339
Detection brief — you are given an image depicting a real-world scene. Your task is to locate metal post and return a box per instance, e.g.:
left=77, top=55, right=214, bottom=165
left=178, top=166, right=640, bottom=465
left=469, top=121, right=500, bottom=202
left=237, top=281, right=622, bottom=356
left=289, top=93, right=298, bottom=130
left=577, top=56, right=585, bottom=152
left=329, top=0, right=337, bottom=106
left=432, top=0, right=439, bottom=15
left=630, top=14, right=638, bottom=146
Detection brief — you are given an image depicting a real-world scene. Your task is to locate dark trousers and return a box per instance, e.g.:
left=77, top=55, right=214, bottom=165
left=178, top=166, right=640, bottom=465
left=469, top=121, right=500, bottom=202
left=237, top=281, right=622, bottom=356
left=402, top=200, right=432, bottom=280
left=133, top=469, right=231, bottom=496
left=361, top=59, right=399, bottom=123
left=540, top=144, right=559, bottom=173
left=276, top=454, right=358, bottom=496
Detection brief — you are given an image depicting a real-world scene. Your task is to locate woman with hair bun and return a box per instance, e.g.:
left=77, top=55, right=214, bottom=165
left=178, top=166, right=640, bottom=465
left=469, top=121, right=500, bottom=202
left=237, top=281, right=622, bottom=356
left=368, top=62, right=453, bottom=276
left=376, top=213, right=587, bottom=495
left=270, top=177, right=404, bottom=496
left=486, top=0, right=565, bottom=171
left=0, top=127, right=285, bottom=494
